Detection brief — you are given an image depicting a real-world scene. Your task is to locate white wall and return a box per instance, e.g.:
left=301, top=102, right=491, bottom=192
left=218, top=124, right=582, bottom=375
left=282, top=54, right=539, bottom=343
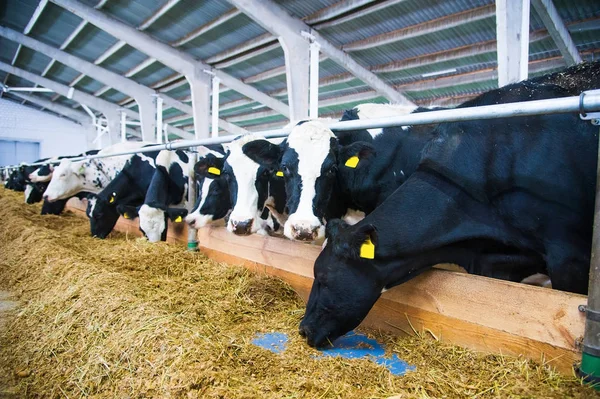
left=0, top=98, right=95, bottom=160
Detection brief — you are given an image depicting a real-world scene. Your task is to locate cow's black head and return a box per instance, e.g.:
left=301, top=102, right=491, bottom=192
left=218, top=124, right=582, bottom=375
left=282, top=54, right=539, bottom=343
left=185, top=154, right=231, bottom=228
left=86, top=195, right=120, bottom=239
left=299, top=219, right=383, bottom=347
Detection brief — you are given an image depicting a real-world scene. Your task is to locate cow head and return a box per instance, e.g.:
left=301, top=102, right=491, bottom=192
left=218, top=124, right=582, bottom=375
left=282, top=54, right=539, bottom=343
left=299, top=219, right=383, bottom=347
left=222, top=136, right=277, bottom=236
left=244, top=121, right=373, bottom=242
left=185, top=154, right=231, bottom=228
left=117, top=204, right=187, bottom=242
left=86, top=195, right=120, bottom=239
left=44, top=159, right=86, bottom=202
left=29, top=163, right=54, bottom=183
left=24, top=183, right=44, bottom=204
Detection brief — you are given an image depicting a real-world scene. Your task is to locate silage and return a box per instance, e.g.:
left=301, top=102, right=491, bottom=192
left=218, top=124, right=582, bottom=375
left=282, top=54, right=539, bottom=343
left=0, top=187, right=596, bottom=398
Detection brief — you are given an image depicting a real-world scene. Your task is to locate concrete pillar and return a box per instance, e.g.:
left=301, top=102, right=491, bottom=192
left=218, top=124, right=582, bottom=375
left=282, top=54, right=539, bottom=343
left=187, top=66, right=211, bottom=139
left=135, top=95, right=157, bottom=142
left=279, top=37, right=310, bottom=122
left=496, top=0, right=530, bottom=86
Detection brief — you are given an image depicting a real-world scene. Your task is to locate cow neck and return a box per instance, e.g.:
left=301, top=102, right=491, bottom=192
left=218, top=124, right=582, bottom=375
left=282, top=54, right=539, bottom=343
left=356, top=169, right=535, bottom=261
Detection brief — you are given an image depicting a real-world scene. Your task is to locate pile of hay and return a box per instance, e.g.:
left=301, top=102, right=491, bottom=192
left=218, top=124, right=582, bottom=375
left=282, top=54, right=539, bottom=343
left=0, top=187, right=596, bottom=398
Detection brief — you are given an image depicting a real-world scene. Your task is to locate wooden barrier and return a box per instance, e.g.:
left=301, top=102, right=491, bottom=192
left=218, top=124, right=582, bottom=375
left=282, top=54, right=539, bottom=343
left=66, top=198, right=587, bottom=374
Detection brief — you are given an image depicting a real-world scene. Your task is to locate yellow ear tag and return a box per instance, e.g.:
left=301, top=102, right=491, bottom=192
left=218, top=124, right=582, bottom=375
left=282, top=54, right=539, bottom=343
left=109, top=196, right=115, bottom=203
left=123, top=212, right=130, bottom=219
left=345, top=156, right=360, bottom=168
left=208, top=167, right=221, bottom=176
left=175, top=216, right=183, bottom=223
left=359, top=237, right=375, bottom=259
left=276, top=171, right=284, bottom=177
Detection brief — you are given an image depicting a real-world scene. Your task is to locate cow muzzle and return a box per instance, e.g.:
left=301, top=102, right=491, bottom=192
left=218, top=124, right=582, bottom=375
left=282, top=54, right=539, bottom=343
left=229, top=218, right=253, bottom=235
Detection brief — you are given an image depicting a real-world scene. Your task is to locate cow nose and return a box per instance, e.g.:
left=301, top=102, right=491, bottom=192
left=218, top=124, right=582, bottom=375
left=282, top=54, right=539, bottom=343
left=187, top=218, right=196, bottom=228
left=298, top=324, right=308, bottom=337
left=232, top=219, right=253, bottom=235
left=291, top=225, right=319, bottom=241
left=42, top=194, right=48, bottom=201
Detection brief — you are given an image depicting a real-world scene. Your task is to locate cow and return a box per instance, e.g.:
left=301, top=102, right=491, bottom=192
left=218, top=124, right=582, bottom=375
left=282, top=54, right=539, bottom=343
left=298, top=77, right=599, bottom=348
left=29, top=150, right=100, bottom=183
left=43, top=142, right=149, bottom=202
left=86, top=148, right=160, bottom=239
left=184, top=151, right=231, bottom=229
left=242, top=107, right=437, bottom=241
left=117, top=145, right=226, bottom=242
left=218, top=135, right=286, bottom=236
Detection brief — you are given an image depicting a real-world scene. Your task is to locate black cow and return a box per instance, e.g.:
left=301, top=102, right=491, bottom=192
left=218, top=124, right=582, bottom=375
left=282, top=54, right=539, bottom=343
left=299, top=76, right=599, bottom=348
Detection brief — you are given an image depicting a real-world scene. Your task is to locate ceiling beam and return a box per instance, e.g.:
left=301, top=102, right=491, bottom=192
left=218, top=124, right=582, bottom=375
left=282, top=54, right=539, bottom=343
left=206, top=33, right=276, bottom=65
left=228, top=0, right=414, bottom=106
left=138, top=0, right=182, bottom=30
left=304, top=0, right=377, bottom=25
left=312, top=0, right=407, bottom=29
left=50, top=0, right=290, bottom=119
left=170, top=8, right=241, bottom=47
left=343, top=4, right=495, bottom=51
left=531, top=0, right=581, bottom=65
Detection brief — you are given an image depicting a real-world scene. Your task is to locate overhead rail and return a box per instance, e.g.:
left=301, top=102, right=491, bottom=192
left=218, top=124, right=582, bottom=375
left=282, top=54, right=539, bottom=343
left=2, top=89, right=600, bottom=170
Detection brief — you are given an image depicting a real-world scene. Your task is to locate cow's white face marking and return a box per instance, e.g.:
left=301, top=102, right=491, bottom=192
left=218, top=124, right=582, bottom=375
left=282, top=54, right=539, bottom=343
left=226, top=136, right=265, bottom=234
left=24, top=184, right=33, bottom=203
left=285, top=121, right=333, bottom=241
left=138, top=204, right=165, bottom=242
left=44, top=159, right=85, bottom=201
left=341, top=209, right=365, bottom=225
left=185, top=177, right=215, bottom=228
left=355, top=103, right=417, bottom=136
left=29, top=164, right=53, bottom=183
left=381, top=288, right=388, bottom=294
left=87, top=196, right=97, bottom=217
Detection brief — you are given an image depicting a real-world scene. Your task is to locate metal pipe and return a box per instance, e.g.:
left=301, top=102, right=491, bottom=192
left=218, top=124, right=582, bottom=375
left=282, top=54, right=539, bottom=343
left=309, top=40, right=320, bottom=119
left=156, top=96, right=163, bottom=144
left=120, top=111, right=127, bottom=143
left=3, top=90, right=600, bottom=170
left=187, top=152, right=198, bottom=252
left=211, top=75, right=220, bottom=139
left=579, top=124, right=600, bottom=389
left=5, top=87, right=54, bottom=92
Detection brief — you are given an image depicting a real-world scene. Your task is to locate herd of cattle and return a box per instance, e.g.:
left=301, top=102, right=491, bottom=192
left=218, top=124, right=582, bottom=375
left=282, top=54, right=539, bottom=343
left=2, top=61, right=600, bottom=348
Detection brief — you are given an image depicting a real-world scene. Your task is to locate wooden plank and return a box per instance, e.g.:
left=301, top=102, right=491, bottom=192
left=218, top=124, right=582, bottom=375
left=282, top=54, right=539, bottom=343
left=66, top=201, right=587, bottom=374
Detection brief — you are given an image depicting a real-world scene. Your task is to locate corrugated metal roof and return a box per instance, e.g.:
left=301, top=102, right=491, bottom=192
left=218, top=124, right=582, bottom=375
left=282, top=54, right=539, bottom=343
left=1, top=0, right=599, bottom=137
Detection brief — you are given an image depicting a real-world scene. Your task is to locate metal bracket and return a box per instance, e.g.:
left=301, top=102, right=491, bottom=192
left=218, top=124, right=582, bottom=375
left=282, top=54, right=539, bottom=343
left=579, top=304, right=600, bottom=322
left=579, top=91, right=600, bottom=125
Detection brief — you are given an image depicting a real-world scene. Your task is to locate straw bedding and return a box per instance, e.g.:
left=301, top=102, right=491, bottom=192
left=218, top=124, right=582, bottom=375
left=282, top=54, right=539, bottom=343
left=0, top=187, right=596, bottom=398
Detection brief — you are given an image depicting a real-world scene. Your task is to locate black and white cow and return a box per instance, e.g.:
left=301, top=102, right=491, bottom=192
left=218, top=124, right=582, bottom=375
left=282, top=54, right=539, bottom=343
left=29, top=150, right=100, bottom=183
left=86, top=148, right=160, bottom=238
left=184, top=151, right=231, bottom=229
left=117, top=146, right=226, bottom=242
left=217, top=135, right=286, bottom=236
left=43, top=142, right=148, bottom=202
left=298, top=75, right=599, bottom=347
left=242, top=106, right=433, bottom=241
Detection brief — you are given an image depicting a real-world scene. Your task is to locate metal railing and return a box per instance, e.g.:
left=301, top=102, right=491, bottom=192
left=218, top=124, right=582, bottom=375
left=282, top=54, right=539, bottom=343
left=1, top=89, right=600, bottom=171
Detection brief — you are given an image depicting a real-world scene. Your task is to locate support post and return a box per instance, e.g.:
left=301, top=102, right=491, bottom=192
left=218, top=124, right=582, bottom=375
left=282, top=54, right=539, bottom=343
left=187, top=152, right=198, bottom=252
left=309, top=40, right=320, bottom=119
left=496, top=0, right=530, bottom=86
left=155, top=95, right=163, bottom=143
left=120, top=111, right=127, bottom=142
left=211, top=75, right=220, bottom=138
left=579, top=125, right=600, bottom=389
left=187, top=68, right=211, bottom=139
left=280, top=36, right=310, bottom=122
left=136, top=96, right=157, bottom=142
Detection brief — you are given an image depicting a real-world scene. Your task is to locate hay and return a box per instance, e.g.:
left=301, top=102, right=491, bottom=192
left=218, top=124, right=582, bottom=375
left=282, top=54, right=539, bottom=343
left=0, top=187, right=596, bottom=398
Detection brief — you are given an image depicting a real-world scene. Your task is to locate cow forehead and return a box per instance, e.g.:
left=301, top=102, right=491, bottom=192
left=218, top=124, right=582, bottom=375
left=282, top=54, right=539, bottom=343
left=287, top=122, right=334, bottom=177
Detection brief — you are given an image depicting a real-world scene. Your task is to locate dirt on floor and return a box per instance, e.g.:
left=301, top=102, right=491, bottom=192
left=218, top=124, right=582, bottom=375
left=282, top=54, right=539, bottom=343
left=0, top=187, right=597, bottom=398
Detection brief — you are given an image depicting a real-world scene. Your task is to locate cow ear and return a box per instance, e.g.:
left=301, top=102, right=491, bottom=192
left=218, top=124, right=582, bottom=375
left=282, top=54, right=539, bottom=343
left=331, top=222, right=378, bottom=260
left=326, top=218, right=348, bottom=239
left=194, top=155, right=225, bottom=178
left=339, top=142, right=376, bottom=169
left=116, top=204, right=139, bottom=220
left=166, top=208, right=188, bottom=223
left=242, top=140, right=282, bottom=167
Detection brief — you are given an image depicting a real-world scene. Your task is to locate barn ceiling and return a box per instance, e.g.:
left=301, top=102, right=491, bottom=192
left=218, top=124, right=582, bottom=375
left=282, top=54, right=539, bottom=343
left=0, top=0, right=599, bottom=138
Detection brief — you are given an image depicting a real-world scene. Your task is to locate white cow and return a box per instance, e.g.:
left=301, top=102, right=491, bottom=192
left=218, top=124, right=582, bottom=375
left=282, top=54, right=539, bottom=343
left=43, top=142, right=149, bottom=202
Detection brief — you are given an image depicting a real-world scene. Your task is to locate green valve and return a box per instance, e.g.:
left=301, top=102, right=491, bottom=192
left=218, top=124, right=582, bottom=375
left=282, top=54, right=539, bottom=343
left=187, top=241, right=198, bottom=252
left=579, top=352, right=600, bottom=391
